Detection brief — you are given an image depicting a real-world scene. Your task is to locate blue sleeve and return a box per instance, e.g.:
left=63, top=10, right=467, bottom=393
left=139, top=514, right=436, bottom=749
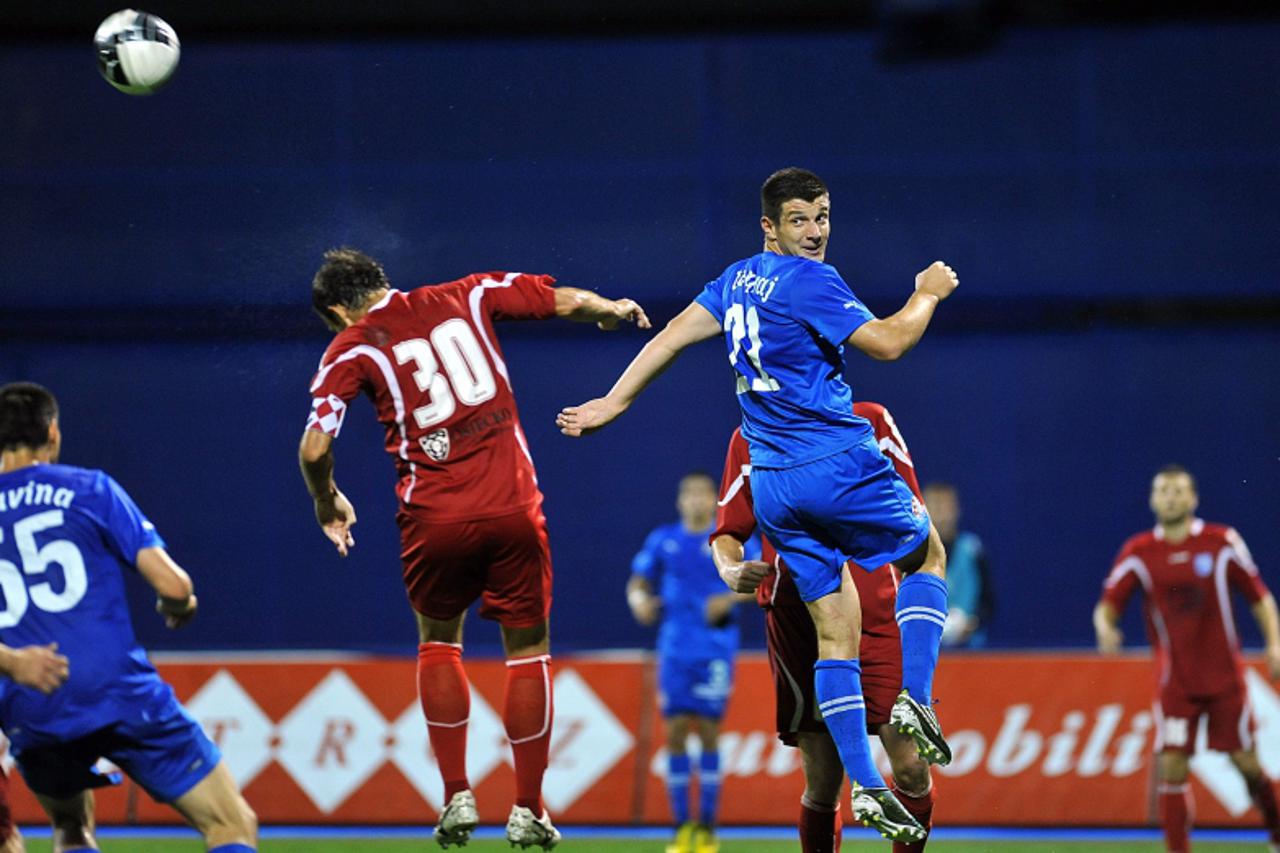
left=694, top=278, right=725, bottom=324
left=630, top=529, right=664, bottom=581
left=94, top=473, right=166, bottom=567
left=790, top=266, right=875, bottom=347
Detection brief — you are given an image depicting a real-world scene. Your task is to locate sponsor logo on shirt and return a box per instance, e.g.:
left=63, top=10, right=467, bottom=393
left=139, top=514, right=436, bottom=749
left=419, top=429, right=450, bottom=462
left=454, top=407, right=512, bottom=439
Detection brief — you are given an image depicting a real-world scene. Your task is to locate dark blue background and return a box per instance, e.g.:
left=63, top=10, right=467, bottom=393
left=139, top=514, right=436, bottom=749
left=2, top=25, right=1277, bottom=655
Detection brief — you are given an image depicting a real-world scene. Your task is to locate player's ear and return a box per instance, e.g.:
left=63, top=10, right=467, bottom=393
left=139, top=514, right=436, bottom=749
left=760, top=215, right=776, bottom=241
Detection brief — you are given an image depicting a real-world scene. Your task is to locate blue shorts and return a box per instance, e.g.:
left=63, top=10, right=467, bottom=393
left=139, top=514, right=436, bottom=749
left=752, top=435, right=931, bottom=602
left=658, top=656, right=734, bottom=719
left=15, top=683, right=221, bottom=804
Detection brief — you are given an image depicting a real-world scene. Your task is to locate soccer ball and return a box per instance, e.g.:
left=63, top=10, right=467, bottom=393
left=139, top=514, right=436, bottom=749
left=94, top=10, right=180, bottom=95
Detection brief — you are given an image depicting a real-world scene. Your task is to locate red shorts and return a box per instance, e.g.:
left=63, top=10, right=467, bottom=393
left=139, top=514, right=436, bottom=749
left=0, top=765, right=11, bottom=843
left=397, top=503, right=552, bottom=628
left=766, top=602, right=903, bottom=746
left=1155, top=684, right=1254, bottom=754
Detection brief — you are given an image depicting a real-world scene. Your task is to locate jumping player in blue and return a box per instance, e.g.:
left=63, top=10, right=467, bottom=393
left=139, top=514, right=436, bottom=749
left=559, top=168, right=958, bottom=842
left=0, top=383, right=258, bottom=853
left=627, top=472, right=755, bottom=853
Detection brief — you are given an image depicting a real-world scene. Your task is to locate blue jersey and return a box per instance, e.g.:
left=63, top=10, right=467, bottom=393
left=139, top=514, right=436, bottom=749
left=0, top=464, right=167, bottom=750
left=695, top=252, right=878, bottom=468
left=631, top=522, right=754, bottom=661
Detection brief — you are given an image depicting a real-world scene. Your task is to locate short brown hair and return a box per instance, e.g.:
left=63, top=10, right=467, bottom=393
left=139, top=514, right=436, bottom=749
left=311, top=247, right=391, bottom=331
left=0, top=382, right=58, bottom=452
left=1155, top=463, right=1197, bottom=492
left=761, top=167, right=829, bottom=223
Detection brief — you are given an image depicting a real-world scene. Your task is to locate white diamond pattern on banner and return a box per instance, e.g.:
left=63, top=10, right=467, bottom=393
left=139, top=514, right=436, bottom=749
left=541, top=668, right=635, bottom=813
left=275, top=670, right=390, bottom=813
left=184, top=669, right=274, bottom=788
left=389, top=686, right=507, bottom=809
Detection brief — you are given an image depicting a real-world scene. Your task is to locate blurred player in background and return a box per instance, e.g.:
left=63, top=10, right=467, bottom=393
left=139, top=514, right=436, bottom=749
left=921, top=483, right=993, bottom=648
left=627, top=472, right=755, bottom=853
left=559, top=168, right=957, bottom=841
left=714, top=402, right=935, bottom=853
left=297, top=249, right=649, bottom=850
left=0, top=383, right=258, bottom=853
left=1094, top=464, right=1280, bottom=853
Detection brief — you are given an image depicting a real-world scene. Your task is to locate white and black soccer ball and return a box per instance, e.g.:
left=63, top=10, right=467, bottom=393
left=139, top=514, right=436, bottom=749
left=94, top=10, right=180, bottom=95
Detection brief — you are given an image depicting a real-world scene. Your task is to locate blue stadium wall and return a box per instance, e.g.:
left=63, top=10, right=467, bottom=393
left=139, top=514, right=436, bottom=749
left=2, top=25, right=1277, bottom=654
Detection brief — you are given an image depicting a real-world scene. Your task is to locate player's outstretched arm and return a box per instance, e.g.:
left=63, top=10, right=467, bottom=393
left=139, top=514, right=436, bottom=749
left=626, top=576, right=662, bottom=626
left=299, top=430, right=357, bottom=557
left=554, top=287, right=652, bottom=331
left=1093, top=601, right=1123, bottom=654
left=1250, top=593, right=1280, bottom=680
left=710, top=534, right=771, bottom=594
left=848, top=261, right=958, bottom=361
left=557, top=301, right=721, bottom=436
left=136, top=547, right=198, bottom=629
left=0, top=642, right=70, bottom=694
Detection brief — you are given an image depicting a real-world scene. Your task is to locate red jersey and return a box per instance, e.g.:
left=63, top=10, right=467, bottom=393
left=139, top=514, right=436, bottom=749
left=305, top=272, right=556, bottom=522
left=713, top=401, right=923, bottom=637
left=1100, top=520, right=1269, bottom=697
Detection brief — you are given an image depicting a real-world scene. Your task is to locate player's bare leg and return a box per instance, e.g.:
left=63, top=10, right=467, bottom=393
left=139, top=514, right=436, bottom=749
left=664, top=714, right=697, bottom=853
left=33, top=789, right=97, bottom=853
left=0, top=826, right=22, bottom=853
left=795, top=732, right=844, bottom=853
left=169, top=760, right=257, bottom=850
left=500, top=620, right=559, bottom=850
left=1157, top=749, right=1193, bottom=853
left=414, top=610, right=478, bottom=848
left=879, top=723, right=935, bottom=851
left=889, top=525, right=951, bottom=766
left=806, top=567, right=923, bottom=843
left=1229, top=750, right=1280, bottom=851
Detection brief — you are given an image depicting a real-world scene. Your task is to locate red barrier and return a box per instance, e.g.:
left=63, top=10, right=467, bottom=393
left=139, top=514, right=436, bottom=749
left=5, top=652, right=1278, bottom=828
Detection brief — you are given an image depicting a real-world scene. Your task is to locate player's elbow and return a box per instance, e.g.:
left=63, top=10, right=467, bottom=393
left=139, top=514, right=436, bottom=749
left=849, top=321, right=910, bottom=361
left=298, top=432, right=331, bottom=466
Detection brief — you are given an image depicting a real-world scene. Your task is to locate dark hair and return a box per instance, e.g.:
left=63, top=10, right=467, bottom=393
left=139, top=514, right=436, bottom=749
left=311, top=247, right=391, bottom=331
left=0, top=382, right=58, bottom=452
left=761, top=167, right=829, bottom=223
left=1156, top=463, right=1197, bottom=491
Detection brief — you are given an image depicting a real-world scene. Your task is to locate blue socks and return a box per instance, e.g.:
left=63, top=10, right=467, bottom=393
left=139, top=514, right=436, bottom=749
left=667, top=752, right=692, bottom=824
left=698, top=749, right=720, bottom=826
left=814, top=659, right=885, bottom=788
left=209, top=845, right=256, bottom=852
left=896, top=572, right=948, bottom=704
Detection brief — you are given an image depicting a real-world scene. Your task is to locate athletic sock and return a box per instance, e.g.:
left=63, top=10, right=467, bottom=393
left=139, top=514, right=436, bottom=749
left=209, top=846, right=256, bottom=853
left=417, top=642, right=471, bottom=801
left=1248, top=774, right=1280, bottom=842
left=895, top=573, right=948, bottom=704
left=698, top=749, right=721, bottom=826
left=891, top=783, right=934, bottom=853
left=814, top=659, right=885, bottom=788
left=667, top=752, right=692, bottom=825
left=798, top=794, right=841, bottom=853
left=1158, top=783, right=1193, bottom=853
left=505, top=654, right=553, bottom=813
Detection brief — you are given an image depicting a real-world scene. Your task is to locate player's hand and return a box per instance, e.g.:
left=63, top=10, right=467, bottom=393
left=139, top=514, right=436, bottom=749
left=157, top=593, right=198, bottom=629
left=556, top=397, right=625, bottom=437
left=704, top=593, right=745, bottom=626
left=598, top=299, right=652, bottom=332
left=718, top=559, right=771, bottom=594
left=314, top=489, right=358, bottom=556
left=7, top=643, right=69, bottom=694
left=1266, top=644, right=1280, bottom=681
left=630, top=596, right=662, bottom=627
left=915, top=261, right=958, bottom=301
left=1096, top=624, right=1123, bottom=655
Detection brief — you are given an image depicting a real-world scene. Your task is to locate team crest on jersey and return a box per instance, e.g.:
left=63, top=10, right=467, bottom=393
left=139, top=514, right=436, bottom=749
left=1194, top=552, right=1214, bottom=577
left=419, top=428, right=450, bottom=462
left=911, top=495, right=927, bottom=520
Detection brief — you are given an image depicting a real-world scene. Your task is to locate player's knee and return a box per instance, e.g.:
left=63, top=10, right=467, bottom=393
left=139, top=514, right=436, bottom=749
left=891, top=759, right=930, bottom=796
left=1231, top=750, right=1262, bottom=781
left=216, top=794, right=257, bottom=841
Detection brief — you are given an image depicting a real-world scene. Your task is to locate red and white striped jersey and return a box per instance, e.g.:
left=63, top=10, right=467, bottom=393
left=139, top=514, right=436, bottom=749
left=305, top=272, right=555, bottom=522
left=1100, top=520, right=1269, bottom=697
left=713, top=401, right=923, bottom=638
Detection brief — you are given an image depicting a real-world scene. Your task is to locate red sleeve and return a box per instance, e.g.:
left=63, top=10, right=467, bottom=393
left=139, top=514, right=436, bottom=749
left=305, top=343, right=368, bottom=438
left=713, top=428, right=757, bottom=543
left=1225, top=527, right=1269, bottom=604
left=464, top=272, right=557, bottom=322
left=855, top=402, right=923, bottom=501
left=1100, top=539, right=1144, bottom=612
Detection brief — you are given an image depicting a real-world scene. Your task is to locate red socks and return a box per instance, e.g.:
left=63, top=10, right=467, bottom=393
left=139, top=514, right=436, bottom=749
left=1158, top=783, right=1192, bottom=853
left=417, top=642, right=470, bottom=801
left=505, top=654, right=554, bottom=813
left=799, top=795, right=842, bottom=853
left=1248, top=774, right=1280, bottom=843
left=892, top=783, right=934, bottom=853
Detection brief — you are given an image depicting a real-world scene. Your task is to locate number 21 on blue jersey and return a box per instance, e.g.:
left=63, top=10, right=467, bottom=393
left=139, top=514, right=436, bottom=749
left=724, top=304, right=780, bottom=394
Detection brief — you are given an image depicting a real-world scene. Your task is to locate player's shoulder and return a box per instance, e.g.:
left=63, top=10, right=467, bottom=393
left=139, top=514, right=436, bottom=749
left=1193, top=520, right=1233, bottom=541
left=38, top=463, right=108, bottom=491
left=1119, top=529, right=1158, bottom=557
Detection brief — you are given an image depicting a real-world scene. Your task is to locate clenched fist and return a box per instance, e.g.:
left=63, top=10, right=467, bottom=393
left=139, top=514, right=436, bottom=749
left=915, top=261, right=959, bottom=301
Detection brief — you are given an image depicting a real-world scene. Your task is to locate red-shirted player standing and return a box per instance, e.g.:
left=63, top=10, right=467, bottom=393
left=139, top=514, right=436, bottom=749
left=712, top=402, right=934, bottom=853
left=1094, top=464, right=1280, bottom=853
left=297, top=248, right=649, bottom=850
